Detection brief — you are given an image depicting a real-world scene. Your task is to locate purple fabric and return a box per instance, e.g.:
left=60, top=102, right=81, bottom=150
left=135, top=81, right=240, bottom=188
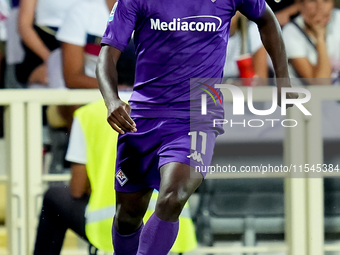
left=101, top=0, right=266, bottom=119
left=112, top=221, right=144, bottom=255
left=114, top=118, right=221, bottom=193
left=137, top=213, right=179, bottom=255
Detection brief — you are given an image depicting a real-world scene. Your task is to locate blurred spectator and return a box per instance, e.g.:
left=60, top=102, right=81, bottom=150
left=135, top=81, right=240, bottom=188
left=46, top=0, right=135, bottom=174
left=33, top=94, right=128, bottom=254
left=56, top=0, right=137, bottom=89
left=56, top=0, right=134, bottom=89
left=56, top=0, right=111, bottom=89
left=53, top=0, right=118, bottom=131
left=16, top=0, right=78, bottom=86
left=223, top=12, right=268, bottom=84
left=266, top=0, right=299, bottom=26
left=282, top=0, right=340, bottom=85
left=45, top=0, right=116, bottom=173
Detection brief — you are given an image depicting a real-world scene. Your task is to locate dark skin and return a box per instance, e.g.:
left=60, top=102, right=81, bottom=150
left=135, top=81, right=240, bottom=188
left=115, top=163, right=203, bottom=234
left=96, top=4, right=297, bottom=235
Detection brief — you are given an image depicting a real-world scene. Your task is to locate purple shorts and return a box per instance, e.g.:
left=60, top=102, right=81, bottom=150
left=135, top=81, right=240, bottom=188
left=115, top=117, right=221, bottom=193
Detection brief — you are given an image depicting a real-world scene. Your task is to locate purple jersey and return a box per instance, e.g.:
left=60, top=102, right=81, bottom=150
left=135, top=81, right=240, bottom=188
left=102, top=0, right=265, bottom=118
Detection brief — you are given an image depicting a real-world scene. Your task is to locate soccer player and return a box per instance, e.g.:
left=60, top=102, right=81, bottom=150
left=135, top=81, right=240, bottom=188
left=96, top=0, right=297, bottom=254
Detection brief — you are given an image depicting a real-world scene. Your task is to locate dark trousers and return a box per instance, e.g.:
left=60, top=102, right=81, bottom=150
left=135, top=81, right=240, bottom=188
left=33, top=185, right=89, bottom=255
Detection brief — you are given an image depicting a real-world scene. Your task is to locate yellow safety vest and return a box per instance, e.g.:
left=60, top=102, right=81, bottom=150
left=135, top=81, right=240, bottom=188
left=75, top=99, right=197, bottom=253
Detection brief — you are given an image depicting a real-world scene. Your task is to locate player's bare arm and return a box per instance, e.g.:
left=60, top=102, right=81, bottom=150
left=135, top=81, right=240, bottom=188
left=96, top=45, right=136, bottom=134
left=252, top=4, right=298, bottom=106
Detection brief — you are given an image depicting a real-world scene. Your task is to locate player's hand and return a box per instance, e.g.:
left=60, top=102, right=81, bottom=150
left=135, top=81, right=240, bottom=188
left=276, top=80, right=299, bottom=108
left=106, top=99, right=137, bottom=134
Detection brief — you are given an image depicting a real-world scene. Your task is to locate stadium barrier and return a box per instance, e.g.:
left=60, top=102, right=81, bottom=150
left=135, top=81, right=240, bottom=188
left=0, top=86, right=339, bottom=255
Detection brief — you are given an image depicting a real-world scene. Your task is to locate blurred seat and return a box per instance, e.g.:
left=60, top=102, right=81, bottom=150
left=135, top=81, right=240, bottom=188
left=196, top=176, right=340, bottom=255
left=324, top=178, right=340, bottom=233
left=196, top=178, right=284, bottom=255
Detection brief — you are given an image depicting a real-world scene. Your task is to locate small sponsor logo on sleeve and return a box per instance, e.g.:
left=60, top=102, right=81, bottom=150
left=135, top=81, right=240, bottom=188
left=116, top=169, right=128, bottom=186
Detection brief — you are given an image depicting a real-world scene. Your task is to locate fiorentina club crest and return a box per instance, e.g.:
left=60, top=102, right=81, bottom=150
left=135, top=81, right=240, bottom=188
left=116, top=169, right=128, bottom=186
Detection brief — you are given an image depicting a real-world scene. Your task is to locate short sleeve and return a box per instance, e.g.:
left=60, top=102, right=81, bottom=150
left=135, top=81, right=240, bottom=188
left=65, top=117, right=87, bottom=164
left=56, top=3, right=88, bottom=46
left=236, top=0, right=266, bottom=21
left=282, top=23, right=307, bottom=59
left=101, top=0, right=138, bottom=51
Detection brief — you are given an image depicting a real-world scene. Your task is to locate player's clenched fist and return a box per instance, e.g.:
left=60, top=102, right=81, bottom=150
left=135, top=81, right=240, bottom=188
left=107, top=99, right=137, bottom=134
